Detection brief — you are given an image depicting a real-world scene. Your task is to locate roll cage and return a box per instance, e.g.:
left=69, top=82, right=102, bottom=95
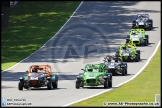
left=135, top=14, right=149, bottom=19
left=27, top=64, right=52, bottom=77
left=130, top=29, right=145, bottom=35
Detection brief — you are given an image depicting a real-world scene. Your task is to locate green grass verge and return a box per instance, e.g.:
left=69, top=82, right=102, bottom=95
left=71, top=45, right=161, bottom=107
left=1, top=1, right=81, bottom=71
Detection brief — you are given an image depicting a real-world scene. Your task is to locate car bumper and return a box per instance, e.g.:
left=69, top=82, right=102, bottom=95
left=132, top=41, right=140, bottom=44
left=137, top=25, right=150, bottom=29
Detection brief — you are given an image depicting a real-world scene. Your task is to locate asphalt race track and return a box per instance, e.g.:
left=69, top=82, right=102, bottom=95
left=2, top=1, right=160, bottom=106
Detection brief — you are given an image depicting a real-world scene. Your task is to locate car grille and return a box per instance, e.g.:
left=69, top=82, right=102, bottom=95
left=133, top=41, right=139, bottom=44
left=138, top=25, right=144, bottom=28
left=86, top=79, right=96, bottom=83
left=29, top=80, right=39, bottom=87
left=107, top=69, right=115, bottom=73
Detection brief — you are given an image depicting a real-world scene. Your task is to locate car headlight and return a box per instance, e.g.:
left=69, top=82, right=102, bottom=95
left=98, top=76, right=102, bottom=79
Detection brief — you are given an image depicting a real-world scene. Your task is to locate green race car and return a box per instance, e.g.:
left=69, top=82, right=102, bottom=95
left=75, top=64, right=112, bottom=89
left=126, top=29, right=149, bottom=46
left=115, top=43, right=140, bottom=62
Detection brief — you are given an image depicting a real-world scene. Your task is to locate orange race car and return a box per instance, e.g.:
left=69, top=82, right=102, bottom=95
left=18, top=64, right=58, bottom=90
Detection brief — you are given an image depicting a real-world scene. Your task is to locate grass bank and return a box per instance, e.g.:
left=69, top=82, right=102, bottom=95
left=1, top=1, right=81, bottom=71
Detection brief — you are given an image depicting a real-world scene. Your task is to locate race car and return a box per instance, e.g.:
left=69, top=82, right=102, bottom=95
left=18, top=64, right=58, bottom=90
left=115, top=43, right=140, bottom=62
left=132, top=14, right=153, bottom=30
left=126, top=29, right=149, bottom=46
left=75, top=64, right=112, bottom=89
left=103, top=55, right=127, bottom=76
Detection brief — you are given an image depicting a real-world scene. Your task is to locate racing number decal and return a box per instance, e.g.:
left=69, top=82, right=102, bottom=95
left=30, top=76, right=38, bottom=80
left=111, top=63, right=114, bottom=65
left=109, top=62, right=115, bottom=68
left=109, top=65, right=114, bottom=68
left=133, top=35, right=139, bottom=40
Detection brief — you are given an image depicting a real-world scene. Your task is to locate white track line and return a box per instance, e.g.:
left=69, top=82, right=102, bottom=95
left=2, top=1, right=84, bottom=73
left=63, top=40, right=161, bottom=107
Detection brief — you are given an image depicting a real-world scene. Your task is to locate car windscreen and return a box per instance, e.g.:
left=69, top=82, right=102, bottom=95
left=122, top=48, right=133, bottom=52
left=92, top=69, right=99, bottom=72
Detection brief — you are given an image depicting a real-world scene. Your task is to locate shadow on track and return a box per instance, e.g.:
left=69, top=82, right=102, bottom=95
left=1, top=71, right=78, bottom=81
left=2, top=1, right=159, bottom=64
left=2, top=85, right=16, bottom=89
